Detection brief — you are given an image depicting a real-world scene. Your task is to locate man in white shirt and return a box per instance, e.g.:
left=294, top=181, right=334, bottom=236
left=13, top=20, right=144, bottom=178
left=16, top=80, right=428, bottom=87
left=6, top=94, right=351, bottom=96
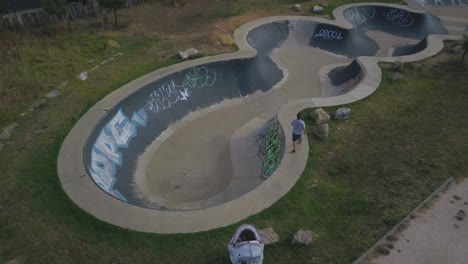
left=291, top=112, right=306, bottom=153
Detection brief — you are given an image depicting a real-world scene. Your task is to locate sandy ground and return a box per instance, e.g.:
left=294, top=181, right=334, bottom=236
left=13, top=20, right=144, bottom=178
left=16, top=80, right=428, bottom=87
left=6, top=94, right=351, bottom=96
left=370, top=178, right=468, bottom=264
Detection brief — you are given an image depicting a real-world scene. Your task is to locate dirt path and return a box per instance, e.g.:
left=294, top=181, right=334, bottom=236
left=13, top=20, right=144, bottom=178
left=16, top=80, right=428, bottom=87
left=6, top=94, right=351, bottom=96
left=370, top=178, right=468, bottom=264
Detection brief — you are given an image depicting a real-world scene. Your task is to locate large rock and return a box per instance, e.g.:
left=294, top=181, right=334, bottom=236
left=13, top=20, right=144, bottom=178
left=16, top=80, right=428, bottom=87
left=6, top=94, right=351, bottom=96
left=293, top=4, right=302, bottom=11
left=258, top=228, right=279, bottom=245
left=178, top=48, right=199, bottom=60
left=313, top=5, right=324, bottom=12
left=292, top=230, right=315, bottom=245
left=314, top=123, right=329, bottom=141
left=335, top=107, right=351, bottom=120
left=0, top=123, right=18, bottom=140
left=219, top=34, right=235, bottom=46
left=310, top=108, right=330, bottom=125
left=388, top=72, right=404, bottom=81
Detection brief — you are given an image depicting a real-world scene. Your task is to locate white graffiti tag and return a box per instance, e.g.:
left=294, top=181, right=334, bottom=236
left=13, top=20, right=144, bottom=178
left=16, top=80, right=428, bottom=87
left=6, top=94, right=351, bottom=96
left=313, top=29, right=343, bottom=40
left=89, top=108, right=148, bottom=200
left=383, top=9, right=415, bottom=27
left=415, top=0, right=429, bottom=6
left=343, top=7, right=376, bottom=25
left=145, top=66, right=217, bottom=113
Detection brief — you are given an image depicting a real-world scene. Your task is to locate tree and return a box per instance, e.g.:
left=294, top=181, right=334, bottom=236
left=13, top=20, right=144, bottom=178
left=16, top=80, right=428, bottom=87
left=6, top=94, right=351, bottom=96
left=41, top=0, right=67, bottom=20
left=99, top=0, right=126, bottom=28
left=461, top=34, right=468, bottom=62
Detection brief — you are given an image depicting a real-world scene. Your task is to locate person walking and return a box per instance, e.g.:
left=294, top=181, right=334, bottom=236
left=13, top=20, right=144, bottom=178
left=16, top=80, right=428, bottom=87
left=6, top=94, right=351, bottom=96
left=291, top=112, right=306, bottom=153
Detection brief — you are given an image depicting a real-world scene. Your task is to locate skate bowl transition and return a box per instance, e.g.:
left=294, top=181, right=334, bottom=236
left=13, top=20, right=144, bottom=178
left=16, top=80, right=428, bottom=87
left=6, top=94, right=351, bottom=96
left=58, top=2, right=462, bottom=233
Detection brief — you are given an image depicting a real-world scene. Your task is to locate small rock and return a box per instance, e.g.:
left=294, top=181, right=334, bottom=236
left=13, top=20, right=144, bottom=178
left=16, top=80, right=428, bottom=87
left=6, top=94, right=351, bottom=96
left=19, top=113, right=26, bottom=117
left=0, top=143, right=4, bottom=153
left=319, top=1, right=328, bottom=7
left=314, top=123, right=329, bottom=141
left=30, top=99, right=47, bottom=109
left=57, top=81, right=68, bottom=90
left=388, top=72, right=404, bottom=81
left=292, top=230, right=315, bottom=245
left=219, top=34, right=235, bottom=46
left=0, top=123, right=18, bottom=140
left=391, top=61, right=404, bottom=72
left=335, top=107, right=351, bottom=120
left=78, top=71, right=88, bottom=81
left=455, top=210, right=465, bottom=221
left=90, top=65, right=99, bottom=71
left=108, top=39, right=120, bottom=48
left=258, top=228, right=279, bottom=245
left=310, top=108, right=330, bottom=125
left=293, top=4, right=302, bottom=11
left=313, top=5, right=324, bottom=12
left=178, top=48, right=199, bottom=60
left=46, top=90, right=62, bottom=98
left=113, top=52, right=123, bottom=57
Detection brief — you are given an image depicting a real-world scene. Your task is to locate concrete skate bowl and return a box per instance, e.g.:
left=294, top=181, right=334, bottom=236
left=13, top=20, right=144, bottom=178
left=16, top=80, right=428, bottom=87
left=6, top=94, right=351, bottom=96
left=58, top=3, right=458, bottom=233
left=82, top=19, right=391, bottom=212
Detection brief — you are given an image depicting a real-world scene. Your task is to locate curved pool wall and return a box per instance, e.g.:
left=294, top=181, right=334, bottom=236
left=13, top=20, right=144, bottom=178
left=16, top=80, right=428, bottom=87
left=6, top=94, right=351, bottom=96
left=84, top=61, right=285, bottom=205
left=327, top=60, right=364, bottom=95
left=392, top=38, right=428, bottom=57
left=343, top=5, right=448, bottom=39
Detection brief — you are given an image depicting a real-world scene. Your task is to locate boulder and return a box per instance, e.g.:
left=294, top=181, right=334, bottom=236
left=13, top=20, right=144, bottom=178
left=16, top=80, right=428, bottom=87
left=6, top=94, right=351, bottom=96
left=219, top=34, right=235, bottom=46
left=178, top=48, right=199, bottom=60
left=107, top=39, right=120, bottom=48
left=258, top=228, right=279, bottom=245
left=46, top=90, right=62, bottom=98
left=335, top=107, right=351, bottom=120
left=0, top=123, right=18, bottom=140
left=314, top=123, right=329, bottom=141
left=293, top=4, right=302, bottom=11
left=313, top=5, right=324, bottom=12
left=310, top=108, right=330, bottom=125
left=388, top=72, right=404, bottom=81
left=292, top=230, right=315, bottom=245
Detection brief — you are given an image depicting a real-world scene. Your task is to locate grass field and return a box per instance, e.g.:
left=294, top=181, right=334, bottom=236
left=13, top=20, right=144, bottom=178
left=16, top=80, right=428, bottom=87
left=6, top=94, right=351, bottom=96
left=2, top=0, right=467, bottom=263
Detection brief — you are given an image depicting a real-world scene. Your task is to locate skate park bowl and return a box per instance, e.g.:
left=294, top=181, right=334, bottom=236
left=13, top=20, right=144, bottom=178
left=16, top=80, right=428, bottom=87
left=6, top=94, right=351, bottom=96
left=58, top=2, right=463, bottom=233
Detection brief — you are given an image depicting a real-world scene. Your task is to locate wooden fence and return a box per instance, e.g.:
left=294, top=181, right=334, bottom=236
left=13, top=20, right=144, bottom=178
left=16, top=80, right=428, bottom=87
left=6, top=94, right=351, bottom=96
left=0, top=0, right=153, bottom=27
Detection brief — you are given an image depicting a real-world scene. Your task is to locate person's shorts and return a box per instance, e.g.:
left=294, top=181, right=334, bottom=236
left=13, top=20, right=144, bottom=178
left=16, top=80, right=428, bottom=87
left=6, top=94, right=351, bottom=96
left=292, top=133, right=302, bottom=142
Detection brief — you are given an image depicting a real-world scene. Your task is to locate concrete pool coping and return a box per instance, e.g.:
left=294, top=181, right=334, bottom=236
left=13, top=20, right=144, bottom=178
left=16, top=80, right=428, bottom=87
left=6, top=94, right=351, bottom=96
left=57, top=4, right=461, bottom=233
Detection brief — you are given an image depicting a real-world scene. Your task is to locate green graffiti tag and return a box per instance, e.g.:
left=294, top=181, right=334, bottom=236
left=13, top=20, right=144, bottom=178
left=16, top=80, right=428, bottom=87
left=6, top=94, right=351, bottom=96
left=258, top=119, right=284, bottom=179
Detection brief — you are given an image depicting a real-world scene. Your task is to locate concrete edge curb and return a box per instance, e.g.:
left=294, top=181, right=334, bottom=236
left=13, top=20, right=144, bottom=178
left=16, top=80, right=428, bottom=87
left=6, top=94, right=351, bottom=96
left=57, top=4, right=460, bottom=234
left=352, top=177, right=455, bottom=264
